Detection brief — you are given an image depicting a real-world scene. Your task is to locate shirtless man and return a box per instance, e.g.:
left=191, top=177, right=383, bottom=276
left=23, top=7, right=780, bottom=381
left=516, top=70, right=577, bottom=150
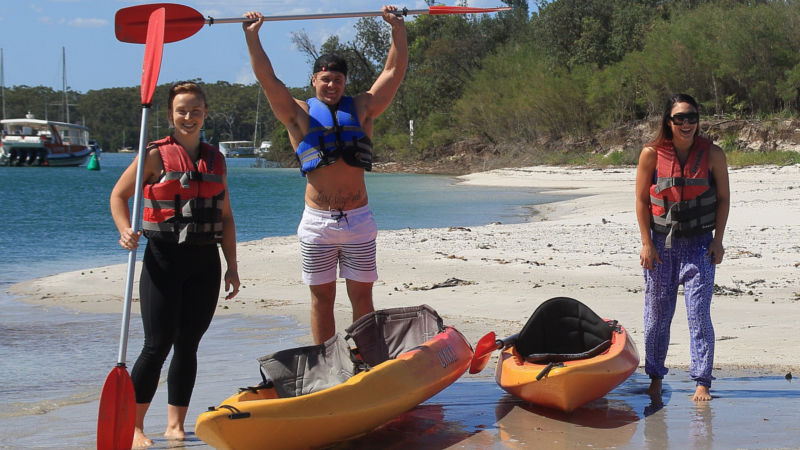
left=243, top=6, right=407, bottom=344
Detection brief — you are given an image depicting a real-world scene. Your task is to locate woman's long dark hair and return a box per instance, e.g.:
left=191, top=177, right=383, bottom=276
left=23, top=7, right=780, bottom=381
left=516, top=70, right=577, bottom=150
left=647, top=93, right=700, bottom=148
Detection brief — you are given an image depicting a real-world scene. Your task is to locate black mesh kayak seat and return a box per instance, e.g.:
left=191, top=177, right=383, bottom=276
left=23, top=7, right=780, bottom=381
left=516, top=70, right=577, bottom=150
left=515, top=297, right=614, bottom=363
left=257, top=305, right=445, bottom=398
left=345, top=304, right=445, bottom=367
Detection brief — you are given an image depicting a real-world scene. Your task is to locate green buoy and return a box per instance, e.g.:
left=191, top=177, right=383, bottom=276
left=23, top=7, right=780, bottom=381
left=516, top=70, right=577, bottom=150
left=87, top=153, right=100, bottom=171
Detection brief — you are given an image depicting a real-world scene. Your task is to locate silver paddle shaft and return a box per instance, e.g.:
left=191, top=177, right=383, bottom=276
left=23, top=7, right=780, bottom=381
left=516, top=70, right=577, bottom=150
left=206, top=8, right=426, bottom=24
left=116, top=105, right=150, bottom=366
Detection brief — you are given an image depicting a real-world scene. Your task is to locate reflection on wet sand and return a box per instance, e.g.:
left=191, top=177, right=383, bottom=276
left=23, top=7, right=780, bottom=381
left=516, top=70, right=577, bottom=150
left=140, top=372, right=798, bottom=449
left=643, top=389, right=670, bottom=449
left=331, top=372, right=799, bottom=449
left=333, top=377, right=643, bottom=449
left=643, top=383, right=715, bottom=450
left=334, top=404, right=474, bottom=449
left=490, top=394, right=639, bottom=448
left=688, top=402, right=714, bottom=448
left=331, top=379, right=502, bottom=449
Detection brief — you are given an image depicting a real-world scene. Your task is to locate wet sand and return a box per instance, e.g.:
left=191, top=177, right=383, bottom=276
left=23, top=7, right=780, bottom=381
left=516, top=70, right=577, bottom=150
left=355, top=371, right=799, bottom=450
left=130, top=369, right=800, bottom=449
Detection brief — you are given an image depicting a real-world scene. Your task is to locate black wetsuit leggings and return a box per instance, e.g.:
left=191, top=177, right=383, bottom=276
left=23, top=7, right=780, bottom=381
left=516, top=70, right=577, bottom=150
left=131, top=239, right=221, bottom=406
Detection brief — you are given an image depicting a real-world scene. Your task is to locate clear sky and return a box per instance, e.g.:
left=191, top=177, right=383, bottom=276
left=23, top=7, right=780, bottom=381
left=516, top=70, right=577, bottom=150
left=0, top=0, right=504, bottom=94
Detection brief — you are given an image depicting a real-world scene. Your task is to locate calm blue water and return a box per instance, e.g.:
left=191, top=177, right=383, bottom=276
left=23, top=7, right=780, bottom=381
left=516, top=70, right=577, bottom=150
left=0, top=153, right=559, bottom=284
left=0, top=152, right=561, bottom=448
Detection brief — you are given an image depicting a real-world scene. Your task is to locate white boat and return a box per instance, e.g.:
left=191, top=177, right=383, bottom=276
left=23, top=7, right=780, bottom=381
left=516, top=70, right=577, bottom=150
left=1, top=114, right=92, bottom=167
left=255, top=140, right=272, bottom=158
left=218, top=140, right=255, bottom=158
left=251, top=140, right=280, bottom=168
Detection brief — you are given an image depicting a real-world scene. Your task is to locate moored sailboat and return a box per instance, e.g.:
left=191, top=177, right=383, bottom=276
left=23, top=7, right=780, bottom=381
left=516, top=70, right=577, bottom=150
left=1, top=113, right=92, bottom=166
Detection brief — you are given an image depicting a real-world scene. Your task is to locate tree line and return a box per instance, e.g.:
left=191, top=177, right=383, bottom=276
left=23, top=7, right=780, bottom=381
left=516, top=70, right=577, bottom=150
left=4, top=0, right=800, bottom=168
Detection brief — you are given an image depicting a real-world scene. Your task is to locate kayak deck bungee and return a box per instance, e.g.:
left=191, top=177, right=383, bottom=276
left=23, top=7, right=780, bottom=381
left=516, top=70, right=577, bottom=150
left=196, top=307, right=472, bottom=449
left=494, top=297, right=639, bottom=413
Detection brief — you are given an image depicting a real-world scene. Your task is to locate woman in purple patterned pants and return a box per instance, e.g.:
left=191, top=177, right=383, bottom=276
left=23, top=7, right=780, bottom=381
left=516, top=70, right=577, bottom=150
left=635, top=94, right=730, bottom=402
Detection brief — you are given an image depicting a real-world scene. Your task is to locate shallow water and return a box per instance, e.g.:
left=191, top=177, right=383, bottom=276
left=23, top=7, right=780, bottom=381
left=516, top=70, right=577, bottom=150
left=0, top=153, right=566, bottom=285
left=0, top=292, right=305, bottom=449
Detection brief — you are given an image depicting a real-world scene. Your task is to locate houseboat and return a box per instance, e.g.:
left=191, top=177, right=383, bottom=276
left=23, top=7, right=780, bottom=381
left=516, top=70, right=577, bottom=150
left=218, top=140, right=256, bottom=158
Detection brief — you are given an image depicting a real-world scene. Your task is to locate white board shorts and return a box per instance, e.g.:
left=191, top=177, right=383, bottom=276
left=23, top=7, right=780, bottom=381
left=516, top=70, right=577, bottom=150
left=297, top=204, right=378, bottom=285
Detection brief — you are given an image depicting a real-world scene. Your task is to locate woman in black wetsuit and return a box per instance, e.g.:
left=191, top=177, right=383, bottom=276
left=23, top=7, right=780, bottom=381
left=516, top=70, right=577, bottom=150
left=110, top=81, right=240, bottom=448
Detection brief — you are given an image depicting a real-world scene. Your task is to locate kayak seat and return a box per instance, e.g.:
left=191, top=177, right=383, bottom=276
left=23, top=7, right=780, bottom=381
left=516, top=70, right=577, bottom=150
left=257, top=333, right=360, bottom=398
left=515, top=297, right=613, bottom=363
left=346, top=304, right=445, bottom=366
left=257, top=305, right=446, bottom=398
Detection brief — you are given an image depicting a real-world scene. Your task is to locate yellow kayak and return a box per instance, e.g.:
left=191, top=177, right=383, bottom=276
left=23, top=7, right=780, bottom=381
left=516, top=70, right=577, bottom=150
left=196, top=323, right=472, bottom=449
left=494, top=297, right=639, bottom=413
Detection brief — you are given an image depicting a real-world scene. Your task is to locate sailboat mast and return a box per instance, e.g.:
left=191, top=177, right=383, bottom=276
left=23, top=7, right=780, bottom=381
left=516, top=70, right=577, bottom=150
left=1, top=48, right=6, bottom=120
left=62, top=47, right=69, bottom=123
left=252, top=87, right=261, bottom=148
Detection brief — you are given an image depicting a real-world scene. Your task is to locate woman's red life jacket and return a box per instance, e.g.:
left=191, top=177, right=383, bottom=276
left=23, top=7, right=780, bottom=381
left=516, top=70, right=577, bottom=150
left=142, top=136, right=226, bottom=245
left=649, top=136, right=717, bottom=247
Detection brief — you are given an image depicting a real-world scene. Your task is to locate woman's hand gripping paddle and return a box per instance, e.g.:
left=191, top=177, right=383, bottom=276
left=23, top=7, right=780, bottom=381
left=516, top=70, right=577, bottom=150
left=468, top=332, right=519, bottom=374
left=97, top=7, right=165, bottom=450
left=114, top=3, right=512, bottom=43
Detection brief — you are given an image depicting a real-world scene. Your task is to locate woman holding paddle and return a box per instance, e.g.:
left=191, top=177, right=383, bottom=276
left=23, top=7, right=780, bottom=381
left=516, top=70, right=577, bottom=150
left=110, top=81, right=240, bottom=447
left=635, top=93, right=730, bottom=402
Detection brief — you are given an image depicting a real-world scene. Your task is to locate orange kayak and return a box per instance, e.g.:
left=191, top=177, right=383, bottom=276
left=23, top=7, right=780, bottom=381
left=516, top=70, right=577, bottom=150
left=494, top=297, right=639, bottom=413
left=195, top=325, right=473, bottom=450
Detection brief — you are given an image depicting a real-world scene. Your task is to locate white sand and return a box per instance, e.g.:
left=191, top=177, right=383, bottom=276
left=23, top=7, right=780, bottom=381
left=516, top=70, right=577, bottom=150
left=10, top=165, right=800, bottom=372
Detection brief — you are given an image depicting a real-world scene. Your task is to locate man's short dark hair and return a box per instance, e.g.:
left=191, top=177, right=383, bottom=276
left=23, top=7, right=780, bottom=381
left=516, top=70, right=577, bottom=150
left=313, top=54, right=348, bottom=77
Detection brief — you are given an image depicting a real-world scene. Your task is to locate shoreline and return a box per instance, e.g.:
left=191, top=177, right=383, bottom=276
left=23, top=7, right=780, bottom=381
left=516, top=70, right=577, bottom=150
left=9, top=165, right=800, bottom=372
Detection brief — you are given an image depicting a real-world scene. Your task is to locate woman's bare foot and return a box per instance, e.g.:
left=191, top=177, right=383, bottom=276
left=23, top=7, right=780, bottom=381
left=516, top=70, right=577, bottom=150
left=132, top=428, right=153, bottom=449
left=646, top=378, right=662, bottom=396
left=164, top=426, right=186, bottom=441
left=165, top=404, right=188, bottom=440
left=693, top=385, right=712, bottom=401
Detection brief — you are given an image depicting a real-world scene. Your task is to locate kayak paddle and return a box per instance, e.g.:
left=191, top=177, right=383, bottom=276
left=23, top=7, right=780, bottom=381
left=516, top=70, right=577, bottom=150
left=97, top=7, right=166, bottom=450
left=115, top=3, right=512, bottom=44
left=468, top=332, right=518, bottom=374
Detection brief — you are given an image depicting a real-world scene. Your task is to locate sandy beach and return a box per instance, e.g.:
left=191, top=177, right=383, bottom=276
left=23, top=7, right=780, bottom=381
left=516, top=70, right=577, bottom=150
left=10, top=164, right=800, bottom=373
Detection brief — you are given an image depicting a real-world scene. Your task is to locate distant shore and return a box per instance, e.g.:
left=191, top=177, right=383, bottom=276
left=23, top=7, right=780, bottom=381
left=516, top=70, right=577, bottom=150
left=10, top=164, right=800, bottom=372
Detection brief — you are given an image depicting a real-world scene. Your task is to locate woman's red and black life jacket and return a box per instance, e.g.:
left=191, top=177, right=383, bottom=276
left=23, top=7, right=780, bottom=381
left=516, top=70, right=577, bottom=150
left=649, top=136, right=717, bottom=247
left=142, top=136, right=226, bottom=245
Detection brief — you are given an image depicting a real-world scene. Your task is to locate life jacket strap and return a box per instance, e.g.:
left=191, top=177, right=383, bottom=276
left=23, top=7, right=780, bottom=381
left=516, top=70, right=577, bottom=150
left=298, top=140, right=372, bottom=166
left=159, top=170, right=223, bottom=188
left=653, top=176, right=709, bottom=194
left=650, top=185, right=717, bottom=209
left=653, top=210, right=716, bottom=248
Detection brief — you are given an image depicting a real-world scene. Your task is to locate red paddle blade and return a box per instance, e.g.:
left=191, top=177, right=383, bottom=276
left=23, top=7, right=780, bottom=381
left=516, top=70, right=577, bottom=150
left=140, top=7, right=166, bottom=105
left=428, top=5, right=512, bottom=15
left=468, top=331, right=497, bottom=374
left=116, top=3, right=204, bottom=44
left=97, top=365, right=136, bottom=450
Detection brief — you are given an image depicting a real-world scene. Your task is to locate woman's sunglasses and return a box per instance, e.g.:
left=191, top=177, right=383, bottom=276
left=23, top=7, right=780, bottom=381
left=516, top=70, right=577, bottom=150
left=670, top=113, right=699, bottom=125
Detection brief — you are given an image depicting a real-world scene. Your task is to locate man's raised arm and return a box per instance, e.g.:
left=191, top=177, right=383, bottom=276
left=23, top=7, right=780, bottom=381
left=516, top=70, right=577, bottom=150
left=243, top=11, right=306, bottom=136
left=361, top=5, right=408, bottom=119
